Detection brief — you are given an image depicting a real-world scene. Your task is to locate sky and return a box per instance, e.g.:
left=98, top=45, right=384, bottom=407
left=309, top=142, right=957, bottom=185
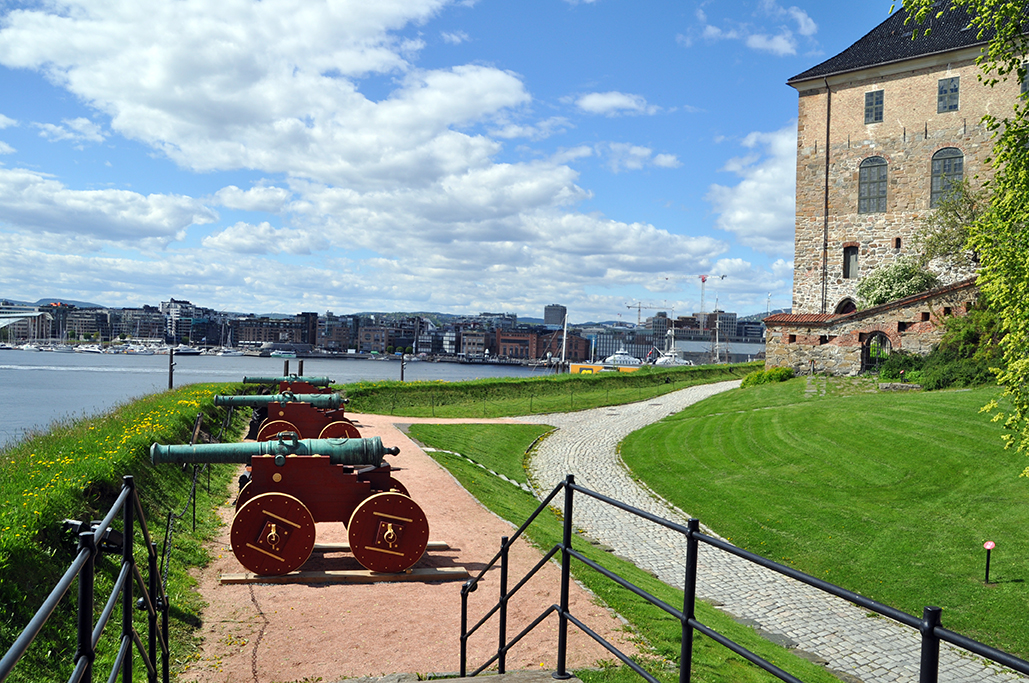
left=0, top=0, right=897, bottom=323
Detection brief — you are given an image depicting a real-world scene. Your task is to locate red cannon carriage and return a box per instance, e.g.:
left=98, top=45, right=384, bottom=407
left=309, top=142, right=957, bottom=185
left=151, top=435, right=426, bottom=576
left=215, top=392, right=361, bottom=440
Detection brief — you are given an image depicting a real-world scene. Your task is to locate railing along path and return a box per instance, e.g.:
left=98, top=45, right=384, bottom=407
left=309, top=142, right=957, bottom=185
left=460, top=474, right=1029, bottom=683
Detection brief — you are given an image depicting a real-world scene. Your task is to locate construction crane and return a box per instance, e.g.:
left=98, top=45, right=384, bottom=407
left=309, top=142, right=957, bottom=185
left=697, top=274, right=726, bottom=330
left=625, top=302, right=662, bottom=326
left=695, top=275, right=728, bottom=320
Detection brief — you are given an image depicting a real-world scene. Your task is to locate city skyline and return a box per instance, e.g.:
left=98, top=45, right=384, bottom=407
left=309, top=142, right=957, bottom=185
left=0, top=1, right=895, bottom=320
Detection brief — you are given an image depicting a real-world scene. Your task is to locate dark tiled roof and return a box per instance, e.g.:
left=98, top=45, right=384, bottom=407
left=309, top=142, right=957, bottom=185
left=788, top=4, right=986, bottom=85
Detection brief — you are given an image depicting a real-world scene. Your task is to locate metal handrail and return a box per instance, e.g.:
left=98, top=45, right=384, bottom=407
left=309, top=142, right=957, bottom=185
left=0, top=476, right=170, bottom=683
left=461, top=474, right=1029, bottom=683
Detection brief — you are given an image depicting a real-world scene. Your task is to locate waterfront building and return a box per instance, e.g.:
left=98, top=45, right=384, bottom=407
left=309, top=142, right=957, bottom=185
left=543, top=304, right=567, bottom=327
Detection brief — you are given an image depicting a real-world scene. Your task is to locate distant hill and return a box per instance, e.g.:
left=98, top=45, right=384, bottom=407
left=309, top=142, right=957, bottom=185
left=35, top=298, right=108, bottom=309
left=1, top=296, right=108, bottom=309
left=738, top=308, right=790, bottom=322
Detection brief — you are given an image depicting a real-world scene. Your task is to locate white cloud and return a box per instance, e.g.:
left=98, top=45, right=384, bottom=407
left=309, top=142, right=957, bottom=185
left=702, top=25, right=741, bottom=41
left=211, top=185, right=293, bottom=212
left=686, top=0, right=815, bottom=56
left=788, top=7, right=818, bottom=36
left=202, top=221, right=328, bottom=255
left=600, top=143, right=680, bottom=173
left=441, top=30, right=469, bottom=44
left=488, top=116, right=570, bottom=141
left=35, top=117, right=106, bottom=144
left=550, top=145, right=593, bottom=165
left=746, top=32, right=797, bottom=56
left=705, top=122, right=797, bottom=256
left=575, top=91, right=660, bottom=117
left=759, top=0, right=817, bottom=36
left=0, top=1, right=533, bottom=189
left=0, top=114, right=16, bottom=128
left=0, top=141, right=14, bottom=154
left=0, top=167, right=216, bottom=243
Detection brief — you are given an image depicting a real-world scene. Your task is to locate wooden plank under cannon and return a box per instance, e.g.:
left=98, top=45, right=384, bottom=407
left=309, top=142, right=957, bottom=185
left=311, top=540, right=451, bottom=552
left=219, top=566, right=469, bottom=585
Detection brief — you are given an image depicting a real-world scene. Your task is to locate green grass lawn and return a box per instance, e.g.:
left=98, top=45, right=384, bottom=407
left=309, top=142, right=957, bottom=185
left=342, top=362, right=757, bottom=418
left=621, top=378, right=1029, bottom=658
left=409, top=423, right=843, bottom=683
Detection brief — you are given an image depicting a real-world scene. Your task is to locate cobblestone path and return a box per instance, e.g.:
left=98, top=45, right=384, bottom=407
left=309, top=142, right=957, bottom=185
left=520, top=382, right=1024, bottom=683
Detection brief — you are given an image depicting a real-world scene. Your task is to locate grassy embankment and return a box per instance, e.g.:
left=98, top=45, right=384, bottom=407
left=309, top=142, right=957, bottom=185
left=620, top=376, right=1029, bottom=659
left=409, top=422, right=843, bottom=683
left=0, top=384, right=247, bottom=683
left=343, top=362, right=759, bottom=417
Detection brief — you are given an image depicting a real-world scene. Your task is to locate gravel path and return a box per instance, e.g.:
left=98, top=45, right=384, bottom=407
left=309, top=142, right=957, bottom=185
left=520, top=382, right=1025, bottom=683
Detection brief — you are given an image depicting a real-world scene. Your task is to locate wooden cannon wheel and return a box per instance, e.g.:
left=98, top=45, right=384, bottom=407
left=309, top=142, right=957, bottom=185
left=347, top=492, right=428, bottom=573
left=383, top=477, right=409, bottom=497
left=231, top=492, right=315, bottom=576
left=256, top=419, right=300, bottom=442
left=317, top=420, right=362, bottom=439
left=234, top=480, right=258, bottom=511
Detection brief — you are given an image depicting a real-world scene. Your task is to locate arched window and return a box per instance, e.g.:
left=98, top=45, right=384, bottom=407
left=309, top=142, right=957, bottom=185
left=858, top=156, right=887, bottom=213
left=862, top=332, right=892, bottom=372
left=931, top=148, right=963, bottom=207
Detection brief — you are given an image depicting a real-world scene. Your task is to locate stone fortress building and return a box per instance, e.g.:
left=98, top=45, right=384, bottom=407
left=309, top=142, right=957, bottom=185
left=765, top=5, right=1019, bottom=375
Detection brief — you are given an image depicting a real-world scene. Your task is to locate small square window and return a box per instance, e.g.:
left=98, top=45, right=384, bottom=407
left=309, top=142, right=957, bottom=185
left=865, top=90, right=884, bottom=123
left=921, top=312, right=931, bottom=322
left=894, top=237, right=902, bottom=249
left=938, top=76, right=959, bottom=112
left=788, top=334, right=797, bottom=344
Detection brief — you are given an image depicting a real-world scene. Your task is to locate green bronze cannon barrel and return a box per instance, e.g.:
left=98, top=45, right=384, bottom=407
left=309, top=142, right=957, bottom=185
left=214, top=392, right=344, bottom=409
left=243, top=376, right=333, bottom=386
left=151, top=436, right=398, bottom=466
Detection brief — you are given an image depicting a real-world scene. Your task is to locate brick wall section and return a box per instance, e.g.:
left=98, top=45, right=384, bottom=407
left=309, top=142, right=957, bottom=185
left=791, top=47, right=1015, bottom=314
left=764, top=279, right=977, bottom=376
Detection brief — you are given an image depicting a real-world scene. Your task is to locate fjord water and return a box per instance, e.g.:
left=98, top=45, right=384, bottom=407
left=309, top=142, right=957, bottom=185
left=0, top=350, right=540, bottom=448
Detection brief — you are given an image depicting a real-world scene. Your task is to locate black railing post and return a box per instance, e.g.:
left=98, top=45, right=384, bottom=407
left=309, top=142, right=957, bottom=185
left=554, top=475, right=574, bottom=680
left=162, top=589, right=170, bottom=683
left=460, top=580, right=472, bottom=678
left=681, top=518, right=700, bottom=683
left=148, top=541, right=158, bottom=683
left=499, top=536, right=509, bottom=674
left=123, top=476, right=135, bottom=682
left=75, top=531, right=96, bottom=683
left=919, top=606, right=942, bottom=683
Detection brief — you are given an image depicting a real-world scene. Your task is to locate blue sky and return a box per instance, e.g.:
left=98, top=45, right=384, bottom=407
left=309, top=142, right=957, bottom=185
left=0, top=0, right=895, bottom=322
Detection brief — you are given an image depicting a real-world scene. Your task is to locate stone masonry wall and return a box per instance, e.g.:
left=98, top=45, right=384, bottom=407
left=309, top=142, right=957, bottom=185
left=765, top=281, right=977, bottom=376
left=792, top=49, right=1015, bottom=314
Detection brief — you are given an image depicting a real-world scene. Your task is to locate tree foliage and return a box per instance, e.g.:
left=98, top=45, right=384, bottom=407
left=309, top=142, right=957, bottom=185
left=904, top=0, right=1029, bottom=459
left=856, top=257, right=940, bottom=308
left=913, top=179, right=987, bottom=269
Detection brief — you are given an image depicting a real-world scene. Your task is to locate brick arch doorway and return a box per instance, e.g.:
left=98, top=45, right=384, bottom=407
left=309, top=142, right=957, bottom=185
left=834, top=298, right=857, bottom=314
left=862, top=332, right=892, bottom=372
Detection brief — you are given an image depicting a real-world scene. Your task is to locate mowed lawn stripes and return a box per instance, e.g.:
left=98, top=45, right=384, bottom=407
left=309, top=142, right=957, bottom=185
left=621, top=380, right=1029, bottom=658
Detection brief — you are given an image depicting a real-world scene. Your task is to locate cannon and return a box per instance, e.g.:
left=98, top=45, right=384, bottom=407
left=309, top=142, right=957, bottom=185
left=218, top=391, right=361, bottom=441
left=151, top=434, right=426, bottom=576
left=243, top=375, right=333, bottom=394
